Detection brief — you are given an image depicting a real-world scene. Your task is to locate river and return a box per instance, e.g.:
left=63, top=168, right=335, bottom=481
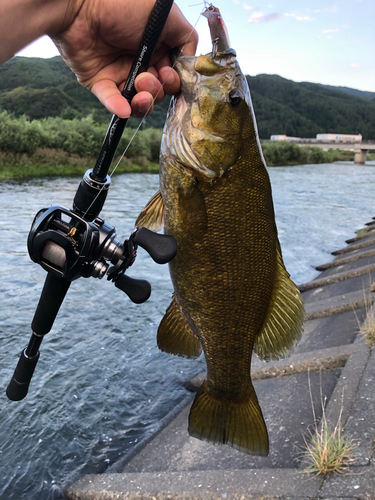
left=1, top=162, right=375, bottom=499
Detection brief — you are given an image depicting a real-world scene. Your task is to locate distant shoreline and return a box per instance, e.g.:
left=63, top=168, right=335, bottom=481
left=0, top=144, right=366, bottom=180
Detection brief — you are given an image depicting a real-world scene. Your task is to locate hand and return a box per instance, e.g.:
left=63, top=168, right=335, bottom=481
left=52, top=0, right=198, bottom=118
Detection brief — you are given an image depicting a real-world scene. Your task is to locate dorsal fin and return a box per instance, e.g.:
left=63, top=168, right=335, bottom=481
left=135, top=190, right=164, bottom=232
left=158, top=295, right=202, bottom=358
left=254, top=239, right=305, bottom=361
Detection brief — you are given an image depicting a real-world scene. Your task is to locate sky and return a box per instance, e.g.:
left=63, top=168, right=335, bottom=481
left=16, top=0, right=375, bottom=92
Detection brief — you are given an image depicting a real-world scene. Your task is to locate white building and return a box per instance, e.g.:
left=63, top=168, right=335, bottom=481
left=316, top=133, right=362, bottom=143
left=270, top=135, right=301, bottom=142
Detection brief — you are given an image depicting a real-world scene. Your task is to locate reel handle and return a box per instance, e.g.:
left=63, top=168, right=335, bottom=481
left=6, top=274, right=70, bottom=401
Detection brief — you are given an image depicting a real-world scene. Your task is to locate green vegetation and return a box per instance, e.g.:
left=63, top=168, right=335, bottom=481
left=0, top=56, right=169, bottom=127
left=301, top=383, right=356, bottom=476
left=0, top=111, right=356, bottom=179
left=247, top=74, right=375, bottom=140
left=358, top=289, right=375, bottom=346
left=0, top=56, right=372, bottom=178
left=1, top=57, right=375, bottom=139
left=0, top=111, right=162, bottom=178
left=262, top=141, right=354, bottom=166
left=302, top=411, right=355, bottom=475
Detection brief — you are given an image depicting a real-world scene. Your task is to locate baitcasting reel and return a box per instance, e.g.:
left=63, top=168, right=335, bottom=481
left=28, top=175, right=175, bottom=302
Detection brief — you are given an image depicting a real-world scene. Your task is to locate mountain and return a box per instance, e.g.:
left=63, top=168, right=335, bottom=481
left=0, top=56, right=170, bottom=128
left=323, top=85, right=375, bottom=101
left=247, top=74, right=375, bottom=140
left=1, top=56, right=375, bottom=140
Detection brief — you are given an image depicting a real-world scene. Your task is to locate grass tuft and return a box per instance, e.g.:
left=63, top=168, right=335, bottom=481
left=301, top=375, right=356, bottom=476
left=359, top=303, right=375, bottom=346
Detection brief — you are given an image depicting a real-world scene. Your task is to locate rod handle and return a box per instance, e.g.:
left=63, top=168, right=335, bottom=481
left=92, top=0, right=175, bottom=181
left=32, top=273, right=71, bottom=336
left=6, top=350, right=40, bottom=401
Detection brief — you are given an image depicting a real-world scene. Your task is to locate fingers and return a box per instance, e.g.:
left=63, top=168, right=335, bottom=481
left=132, top=67, right=180, bottom=115
left=91, top=79, right=132, bottom=118
left=133, top=72, right=162, bottom=116
left=92, top=71, right=170, bottom=118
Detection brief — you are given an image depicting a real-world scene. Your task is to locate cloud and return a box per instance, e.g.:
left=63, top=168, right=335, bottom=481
left=284, top=12, right=312, bottom=21
left=351, top=63, right=360, bottom=67
left=248, top=11, right=283, bottom=23
left=244, top=4, right=257, bottom=10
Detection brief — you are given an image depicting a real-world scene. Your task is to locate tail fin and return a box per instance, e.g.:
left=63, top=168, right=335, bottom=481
left=188, top=382, right=269, bottom=456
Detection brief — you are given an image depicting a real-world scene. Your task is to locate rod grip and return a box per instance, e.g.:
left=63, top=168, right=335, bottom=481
left=6, top=350, right=40, bottom=401
left=32, top=273, right=70, bottom=336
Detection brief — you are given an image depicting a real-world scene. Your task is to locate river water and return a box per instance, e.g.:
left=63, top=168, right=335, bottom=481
left=1, top=163, right=375, bottom=499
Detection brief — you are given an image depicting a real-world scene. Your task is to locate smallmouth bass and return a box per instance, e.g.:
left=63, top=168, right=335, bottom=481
left=136, top=32, right=305, bottom=456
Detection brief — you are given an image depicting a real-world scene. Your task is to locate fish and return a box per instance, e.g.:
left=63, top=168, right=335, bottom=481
left=136, top=5, right=305, bottom=456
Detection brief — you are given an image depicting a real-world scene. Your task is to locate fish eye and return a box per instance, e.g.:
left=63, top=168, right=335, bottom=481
left=228, top=89, right=244, bottom=106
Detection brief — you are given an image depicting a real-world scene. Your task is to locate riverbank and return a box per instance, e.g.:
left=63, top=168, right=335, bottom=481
left=0, top=143, right=360, bottom=180
left=0, top=149, right=160, bottom=179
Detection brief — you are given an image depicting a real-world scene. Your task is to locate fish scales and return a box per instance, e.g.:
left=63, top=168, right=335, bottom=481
left=136, top=44, right=304, bottom=455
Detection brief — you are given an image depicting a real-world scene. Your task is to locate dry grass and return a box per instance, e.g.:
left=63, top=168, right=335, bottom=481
left=358, top=286, right=375, bottom=346
left=359, top=305, right=375, bottom=346
left=301, top=374, right=356, bottom=476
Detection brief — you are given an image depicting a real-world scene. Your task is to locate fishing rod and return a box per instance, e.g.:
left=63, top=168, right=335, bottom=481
left=6, top=0, right=177, bottom=402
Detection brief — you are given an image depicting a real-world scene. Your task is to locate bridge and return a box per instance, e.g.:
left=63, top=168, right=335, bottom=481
left=292, top=140, right=375, bottom=164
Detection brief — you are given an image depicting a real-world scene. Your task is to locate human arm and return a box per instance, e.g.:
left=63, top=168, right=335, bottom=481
left=0, top=0, right=198, bottom=118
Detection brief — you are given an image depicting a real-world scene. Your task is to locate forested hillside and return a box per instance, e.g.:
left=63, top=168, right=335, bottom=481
left=1, top=56, right=375, bottom=140
left=247, top=75, right=375, bottom=140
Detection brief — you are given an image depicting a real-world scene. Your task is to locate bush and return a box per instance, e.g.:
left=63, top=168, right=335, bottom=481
left=261, top=141, right=352, bottom=166
left=0, top=111, right=163, bottom=160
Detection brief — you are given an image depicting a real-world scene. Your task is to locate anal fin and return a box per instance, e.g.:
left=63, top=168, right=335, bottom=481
left=157, top=295, right=202, bottom=358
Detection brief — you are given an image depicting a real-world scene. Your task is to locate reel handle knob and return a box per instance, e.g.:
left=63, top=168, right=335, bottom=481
left=115, top=274, right=151, bottom=304
left=134, top=227, right=177, bottom=264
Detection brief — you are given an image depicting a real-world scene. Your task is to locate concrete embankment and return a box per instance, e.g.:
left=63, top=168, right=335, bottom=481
left=65, top=220, right=375, bottom=500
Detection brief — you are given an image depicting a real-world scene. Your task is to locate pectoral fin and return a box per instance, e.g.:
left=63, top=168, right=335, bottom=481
left=158, top=295, right=202, bottom=358
left=177, top=177, right=208, bottom=232
left=135, top=190, right=164, bottom=232
left=254, top=239, right=305, bottom=361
